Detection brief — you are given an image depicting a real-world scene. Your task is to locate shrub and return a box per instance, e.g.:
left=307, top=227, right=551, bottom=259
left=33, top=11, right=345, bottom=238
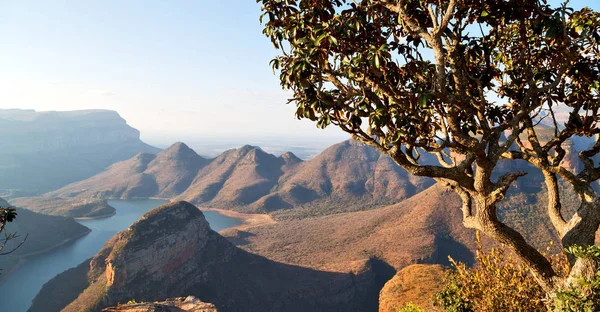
left=434, top=233, right=553, bottom=311
left=552, top=245, right=600, bottom=312
left=398, top=302, right=426, bottom=312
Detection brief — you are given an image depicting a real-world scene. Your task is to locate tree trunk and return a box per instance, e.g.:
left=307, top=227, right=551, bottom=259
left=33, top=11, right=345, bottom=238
left=554, top=199, right=600, bottom=298
left=561, top=199, right=600, bottom=264
left=473, top=196, right=557, bottom=292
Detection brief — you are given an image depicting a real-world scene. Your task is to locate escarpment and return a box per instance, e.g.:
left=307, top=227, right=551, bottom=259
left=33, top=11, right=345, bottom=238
left=0, top=109, right=159, bottom=194
left=33, top=201, right=385, bottom=312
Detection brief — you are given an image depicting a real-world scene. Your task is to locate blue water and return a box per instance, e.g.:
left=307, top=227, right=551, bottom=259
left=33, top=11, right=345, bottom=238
left=0, top=199, right=241, bottom=312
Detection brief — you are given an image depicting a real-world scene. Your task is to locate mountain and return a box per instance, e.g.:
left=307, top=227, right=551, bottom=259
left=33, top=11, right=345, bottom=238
left=222, top=169, right=573, bottom=273
left=50, top=140, right=433, bottom=217
left=0, top=109, right=160, bottom=196
left=49, top=142, right=207, bottom=200
left=179, top=145, right=292, bottom=209
left=0, top=198, right=90, bottom=274
left=30, top=162, right=573, bottom=311
left=258, top=140, right=434, bottom=218
left=30, top=201, right=388, bottom=312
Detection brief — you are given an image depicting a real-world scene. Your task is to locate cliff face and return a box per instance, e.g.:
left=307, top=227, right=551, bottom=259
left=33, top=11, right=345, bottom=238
left=0, top=109, right=159, bottom=195
left=98, top=202, right=227, bottom=303
left=0, top=109, right=141, bottom=153
left=37, top=201, right=383, bottom=312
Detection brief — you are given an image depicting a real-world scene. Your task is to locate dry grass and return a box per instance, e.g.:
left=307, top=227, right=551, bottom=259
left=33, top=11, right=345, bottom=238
left=379, top=264, right=446, bottom=312
left=222, top=184, right=475, bottom=272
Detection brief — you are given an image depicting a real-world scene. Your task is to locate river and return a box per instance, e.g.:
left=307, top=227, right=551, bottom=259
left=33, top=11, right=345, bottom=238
left=0, top=199, right=241, bottom=312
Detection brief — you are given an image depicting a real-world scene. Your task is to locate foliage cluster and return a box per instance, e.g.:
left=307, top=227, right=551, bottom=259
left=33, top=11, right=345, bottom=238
left=398, top=302, right=426, bottom=312
left=0, top=206, right=24, bottom=258
left=434, top=233, right=567, bottom=311
left=433, top=240, right=600, bottom=311
left=553, top=245, right=600, bottom=312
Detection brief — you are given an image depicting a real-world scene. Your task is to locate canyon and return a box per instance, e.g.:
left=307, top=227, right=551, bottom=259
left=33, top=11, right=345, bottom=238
left=31, top=201, right=386, bottom=312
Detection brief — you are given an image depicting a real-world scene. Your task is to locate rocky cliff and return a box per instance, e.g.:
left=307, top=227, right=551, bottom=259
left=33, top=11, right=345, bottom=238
left=0, top=109, right=159, bottom=195
left=102, top=296, right=218, bottom=312
left=32, top=201, right=385, bottom=312
left=0, top=109, right=142, bottom=152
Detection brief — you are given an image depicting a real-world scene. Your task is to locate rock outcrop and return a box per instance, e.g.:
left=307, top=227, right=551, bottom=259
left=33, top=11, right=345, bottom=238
left=103, top=296, right=218, bottom=312
left=33, top=201, right=383, bottom=312
left=378, top=264, right=446, bottom=312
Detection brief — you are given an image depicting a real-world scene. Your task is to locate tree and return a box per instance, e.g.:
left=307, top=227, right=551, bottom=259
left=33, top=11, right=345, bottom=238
left=258, top=0, right=600, bottom=298
left=0, top=206, right=26, bottom=271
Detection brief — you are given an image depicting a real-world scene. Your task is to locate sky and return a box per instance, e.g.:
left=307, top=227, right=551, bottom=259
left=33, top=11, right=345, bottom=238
left=0, top=0, right=348, bottom=147
left=0, top=0, right=598, bottom=147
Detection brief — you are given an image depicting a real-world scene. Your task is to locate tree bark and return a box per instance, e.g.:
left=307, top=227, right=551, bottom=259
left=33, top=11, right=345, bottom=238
left=561, top=199, right=600, bottom=261
left=472, top=196, right=557, bottom=292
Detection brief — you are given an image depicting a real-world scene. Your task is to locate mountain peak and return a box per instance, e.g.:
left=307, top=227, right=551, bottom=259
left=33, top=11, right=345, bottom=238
left=165, top=141, right=191, bottom=151
left=80, top=201, right=224, bottom=310
left=238, top=144, right=259, bottom=153
left=279, top=152, right=302, bottom=165
left=129, top=201, right=208, bottom=241
left=139, top=200, right=203, bottom=222
left=159, top=142, right=200, bottom=159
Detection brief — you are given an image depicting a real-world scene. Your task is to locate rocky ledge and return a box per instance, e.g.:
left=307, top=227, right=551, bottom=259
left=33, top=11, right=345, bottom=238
left=103, top=296, right=217, bottom=312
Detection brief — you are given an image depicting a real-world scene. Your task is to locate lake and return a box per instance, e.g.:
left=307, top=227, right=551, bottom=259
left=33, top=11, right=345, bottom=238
left=0, top=199, right=241, bottom=312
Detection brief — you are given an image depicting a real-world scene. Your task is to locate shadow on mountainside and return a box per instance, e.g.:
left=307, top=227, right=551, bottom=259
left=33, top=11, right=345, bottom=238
left=30, top=246, right=386, bottom=312
left=428, top=235, right=475, bottom=267
left=29, top=201, right=389, bottom=312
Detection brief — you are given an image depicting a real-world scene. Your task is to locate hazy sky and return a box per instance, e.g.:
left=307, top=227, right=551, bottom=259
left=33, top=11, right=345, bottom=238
left=0, top=0, right=597, bottom=146
left=0, top=0, right=348, bottom=145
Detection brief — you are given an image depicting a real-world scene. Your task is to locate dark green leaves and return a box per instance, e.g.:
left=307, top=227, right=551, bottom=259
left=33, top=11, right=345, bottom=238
left=0, top=207, right=16, bottom=224
left=258, top=0, right=600, bottom=158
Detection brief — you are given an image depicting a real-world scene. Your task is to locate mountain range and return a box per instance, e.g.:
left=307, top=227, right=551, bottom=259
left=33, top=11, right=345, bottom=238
left=46, top=140, right=433, bottom=218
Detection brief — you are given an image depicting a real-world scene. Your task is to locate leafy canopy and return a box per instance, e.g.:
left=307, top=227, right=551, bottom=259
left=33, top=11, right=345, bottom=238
left=259, top=0, right=600, bottom=178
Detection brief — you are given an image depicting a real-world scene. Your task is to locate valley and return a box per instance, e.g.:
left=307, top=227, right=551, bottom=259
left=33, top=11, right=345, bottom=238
left=0, top=108, right=591, bottom=312
left=0, top=199, right=247, bottom=312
